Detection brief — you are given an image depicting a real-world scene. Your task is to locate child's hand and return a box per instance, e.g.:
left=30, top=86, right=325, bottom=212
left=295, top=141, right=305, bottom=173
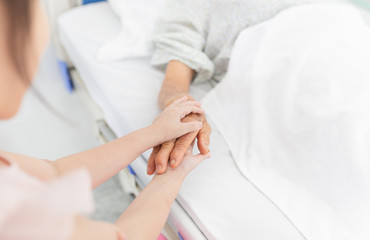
left=151, top=96, right=204, bottom=144
left=156, top=141, right=211, bottom=178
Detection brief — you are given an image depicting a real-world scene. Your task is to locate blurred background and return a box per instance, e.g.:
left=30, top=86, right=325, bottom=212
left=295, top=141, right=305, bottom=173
left=0, top=41, right=132, bottom=222
left=0, top=44, right=99, bottom=160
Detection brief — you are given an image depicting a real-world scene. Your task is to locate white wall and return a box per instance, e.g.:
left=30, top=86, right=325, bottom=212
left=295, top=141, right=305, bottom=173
left=0, top=43, right=100, bottom=160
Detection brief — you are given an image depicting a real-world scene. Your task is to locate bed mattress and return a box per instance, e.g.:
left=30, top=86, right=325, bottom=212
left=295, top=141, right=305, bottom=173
left=58, top=3, right=304, bottom=239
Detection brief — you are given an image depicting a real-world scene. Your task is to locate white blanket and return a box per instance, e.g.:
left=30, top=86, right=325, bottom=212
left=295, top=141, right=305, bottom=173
left=97, top=0, right=166, bottom=62
left=203, top=4, right=370, bottom=240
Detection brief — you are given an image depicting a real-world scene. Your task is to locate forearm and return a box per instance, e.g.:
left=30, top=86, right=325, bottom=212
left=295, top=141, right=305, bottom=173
left=159, top=60, right=195, bottom=109
left=115, top=173, right=184, bottom=240
left=0, top=150, right=58, bottom=181
left=53, top=126, right=163, bottom=188
left=0, top=127, right=160, bottom=186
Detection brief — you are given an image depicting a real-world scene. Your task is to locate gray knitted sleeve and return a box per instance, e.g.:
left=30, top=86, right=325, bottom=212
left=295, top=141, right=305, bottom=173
left=151, top=0, right=214, bottom=83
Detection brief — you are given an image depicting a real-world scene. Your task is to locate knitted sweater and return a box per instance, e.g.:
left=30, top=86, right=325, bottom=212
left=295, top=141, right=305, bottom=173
left=151, top=0, right=315, bottom=84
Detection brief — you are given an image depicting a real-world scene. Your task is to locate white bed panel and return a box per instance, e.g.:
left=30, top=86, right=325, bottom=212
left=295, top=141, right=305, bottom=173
left=58, top=3, right=304, bottom=239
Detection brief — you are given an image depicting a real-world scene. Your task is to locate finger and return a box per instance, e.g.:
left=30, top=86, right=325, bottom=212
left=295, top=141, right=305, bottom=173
left=180, top=105, right=204, bottom=118
left=147, top=146, right=160, bottom=175
left=197, top=122, right=212, bottom=154
left=155, top=140, right=175, bottom=174
left=186, top=140, right=196, bottom=155
left=170, top=131, right=198, bottom=168
left=185, top=152, right=212, bottom=172
left=180, top=121, right=203, bottom=137
left=193, top=152, right=212, bottom=164
left=182, top=112, right=204, bottom=123
left=169, top=96, right=188, bottom=106
left=179, top=100, right=202, bottom=108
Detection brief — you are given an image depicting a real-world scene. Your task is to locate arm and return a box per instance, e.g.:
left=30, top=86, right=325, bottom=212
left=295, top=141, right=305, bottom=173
left=71, top=173, right=181, bottom=240
left=0, top=127, right=163, bottom=187
left=158, top=60, right=195, bottom=109
left=149, top=0, right=213, bottom=174
left=115, top=172, right=183, bottom=239
left=147, top=61, right=212, bottom=175
left=0, top=98, right=204, bottom=188
left=54, top=127, right=165, bottom=188
left=71, top=144, right=210, bottom=240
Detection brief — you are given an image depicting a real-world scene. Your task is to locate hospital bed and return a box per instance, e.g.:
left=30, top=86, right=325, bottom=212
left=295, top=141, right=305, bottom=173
left=43, top=1, right=370, bottom=239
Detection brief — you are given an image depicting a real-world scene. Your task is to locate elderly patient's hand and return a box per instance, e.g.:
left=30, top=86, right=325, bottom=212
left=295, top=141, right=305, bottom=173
left=165, top=141, right=211, bottom=178
left=147, top=109, right=212, bottom=175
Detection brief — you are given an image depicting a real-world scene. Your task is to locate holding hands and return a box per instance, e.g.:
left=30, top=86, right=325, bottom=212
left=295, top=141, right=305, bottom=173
left=148, top=95, right=212, bottom=175
left=151, top=96, right=204, bottom=143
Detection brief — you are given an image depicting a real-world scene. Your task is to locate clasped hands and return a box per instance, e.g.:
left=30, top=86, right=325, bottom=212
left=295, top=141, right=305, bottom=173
left=147, top=96, right=212, bottom=175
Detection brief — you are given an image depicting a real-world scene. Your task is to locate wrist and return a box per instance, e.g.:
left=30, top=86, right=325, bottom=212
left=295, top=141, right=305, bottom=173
left=145, top=125, right=165, bottom=147
left=153, top=170, right=185, bottom=184
left=161, top=93, right=194, bottom=109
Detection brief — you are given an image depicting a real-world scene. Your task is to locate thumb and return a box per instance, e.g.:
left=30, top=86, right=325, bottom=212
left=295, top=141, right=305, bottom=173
left=186, top=153, right=212, bottom=171
left=194, top=152, right=211, bottom=163
left=181, top=121, right=203, bottom=135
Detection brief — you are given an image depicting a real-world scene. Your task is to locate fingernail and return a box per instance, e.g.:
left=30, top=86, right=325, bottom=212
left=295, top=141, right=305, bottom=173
left=157, top=165, right=162, bottom=172
left=170, top=159, right=176, bottom=166
left=147, top=166, right=151, bottom=172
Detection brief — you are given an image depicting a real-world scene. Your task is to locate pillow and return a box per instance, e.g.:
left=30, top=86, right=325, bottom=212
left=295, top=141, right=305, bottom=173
left=97, top=0, right=167, bottom=62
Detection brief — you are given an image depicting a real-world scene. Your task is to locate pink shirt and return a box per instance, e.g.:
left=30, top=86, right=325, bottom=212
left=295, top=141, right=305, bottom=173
left=0, top=157, right=94, bottom=240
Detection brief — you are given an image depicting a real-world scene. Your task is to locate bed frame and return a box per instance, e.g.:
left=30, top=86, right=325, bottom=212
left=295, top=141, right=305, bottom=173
left=42, top=0, right=208, bottom=239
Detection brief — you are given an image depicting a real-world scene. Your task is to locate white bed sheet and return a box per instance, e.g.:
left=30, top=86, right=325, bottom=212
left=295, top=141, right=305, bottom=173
left=58, top=3, right=304, bottom=239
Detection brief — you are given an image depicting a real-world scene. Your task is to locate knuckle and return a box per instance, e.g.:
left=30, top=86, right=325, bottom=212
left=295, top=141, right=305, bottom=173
left=156, top=150, right=171, bottom=161
left=181, top=134, right=192, bottom=141
left=155, top=155, right=168, bottom=165
left=201, top=123, right=212, bottom=133
left=174, top=142, right=188, bottom=151
left=170, top=151, right=184, bottom=160
left=162, top=141, right=175, bottom=149
left=176, top=137, right=194, bottom=147
left=173, top=141, right=190, bottom=152
left=159, top=148, right=172, bottom=156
